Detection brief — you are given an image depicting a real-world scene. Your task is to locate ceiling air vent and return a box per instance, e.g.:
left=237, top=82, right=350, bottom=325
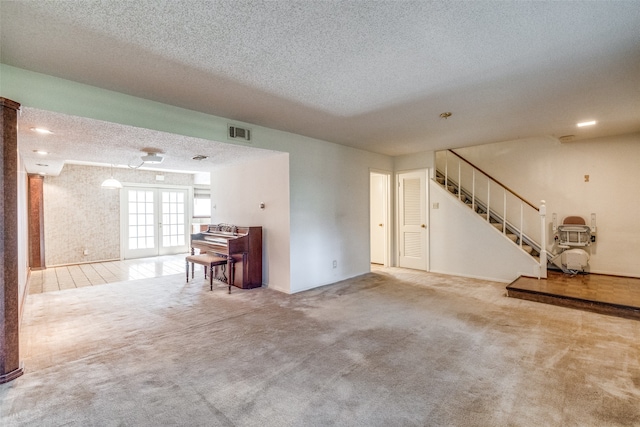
left=228, top=125, right=251, bottom=142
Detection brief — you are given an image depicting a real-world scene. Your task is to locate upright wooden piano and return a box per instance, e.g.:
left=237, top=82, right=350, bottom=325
left=190, top=224, right=262, bottom=289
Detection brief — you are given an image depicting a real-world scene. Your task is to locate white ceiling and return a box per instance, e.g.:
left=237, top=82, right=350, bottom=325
left=16, top=107, right=282, bottom=176
left=2, top=1, right=640, bottom=174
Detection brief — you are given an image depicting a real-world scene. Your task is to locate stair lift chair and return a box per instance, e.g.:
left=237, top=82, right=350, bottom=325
left=551, top=216, right=593, bottom=274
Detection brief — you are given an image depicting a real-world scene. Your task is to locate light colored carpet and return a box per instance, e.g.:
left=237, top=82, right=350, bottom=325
left=1, top=268, right=639, bottom=426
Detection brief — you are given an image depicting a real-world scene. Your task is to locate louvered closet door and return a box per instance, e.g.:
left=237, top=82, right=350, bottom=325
left=398, top=170, right=428, bottom=270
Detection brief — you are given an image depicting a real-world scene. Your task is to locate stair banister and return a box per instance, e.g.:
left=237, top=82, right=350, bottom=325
left=472, top=169, right=476, bottom=212
left=539, top=200, right=548, bottom=279
left=444, top=151, right=449, bottom=189
left=435, top=149, right=546, bottom=269
left=487, top=182, right=491, bottom=223
left=448, top=150, right=539, bottom=212
left=519, top=203, right=524, bottom=248
left=458, top=159, right=462, bottom=202
left=503, top=190, right=507, bottom=235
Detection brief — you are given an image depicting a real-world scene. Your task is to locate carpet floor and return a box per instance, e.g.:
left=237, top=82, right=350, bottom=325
left=1, top=267, right=639, bottom=426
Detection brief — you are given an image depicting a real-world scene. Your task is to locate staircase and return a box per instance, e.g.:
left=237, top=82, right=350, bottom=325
left=434, top=150, right=548, bottom=272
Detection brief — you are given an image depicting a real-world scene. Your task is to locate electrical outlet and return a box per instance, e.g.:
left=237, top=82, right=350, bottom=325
left=333, top=260, right=337, bottom=269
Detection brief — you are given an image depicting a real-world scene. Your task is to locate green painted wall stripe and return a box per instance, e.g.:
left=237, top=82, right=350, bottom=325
left=0, top=64, right=235, bottom=143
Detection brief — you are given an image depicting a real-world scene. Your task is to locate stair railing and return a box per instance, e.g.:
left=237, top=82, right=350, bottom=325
left=539, top=200, right=547, bottom=279
left=436, top=150, right=547, bottom=278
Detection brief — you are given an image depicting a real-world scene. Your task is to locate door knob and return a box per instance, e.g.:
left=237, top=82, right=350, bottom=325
left=378, top=223, right=384, bottom=227
left=421, top=224, right=426, bottom=228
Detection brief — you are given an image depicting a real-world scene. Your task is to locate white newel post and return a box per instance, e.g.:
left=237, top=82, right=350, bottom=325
left=539, top=200, right=548, bottom=279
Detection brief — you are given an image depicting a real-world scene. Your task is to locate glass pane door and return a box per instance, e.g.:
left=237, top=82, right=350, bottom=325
left=123, top=187, right=190, bottom=259
left=124, top=189, right=158, bottom=259
left=159, top=189, right=189, bottom=255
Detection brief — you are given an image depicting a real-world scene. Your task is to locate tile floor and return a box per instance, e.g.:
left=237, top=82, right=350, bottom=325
left=28, top=253, right=188, bottom=294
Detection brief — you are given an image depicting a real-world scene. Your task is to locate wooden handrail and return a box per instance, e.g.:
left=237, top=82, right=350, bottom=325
left=447, top=149, right=539, bottom=211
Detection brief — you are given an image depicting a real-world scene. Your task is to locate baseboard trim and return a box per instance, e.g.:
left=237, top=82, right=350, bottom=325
left=0, top=365, right=24, bottom=384
left=428, top=269, right=512, bottom=284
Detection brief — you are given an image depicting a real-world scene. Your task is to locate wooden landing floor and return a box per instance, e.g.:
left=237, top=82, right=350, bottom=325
left=507, top=271, right=640, bottom=320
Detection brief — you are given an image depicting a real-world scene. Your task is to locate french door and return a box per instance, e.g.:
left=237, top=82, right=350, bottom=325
left=122, top=186, right=190, bottom=259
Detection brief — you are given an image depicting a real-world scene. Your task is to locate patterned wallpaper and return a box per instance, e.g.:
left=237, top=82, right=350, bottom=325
left=43, top=164, right=194, bottom=266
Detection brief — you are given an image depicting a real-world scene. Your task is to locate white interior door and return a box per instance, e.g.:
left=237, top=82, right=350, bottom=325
left=123, top=187, right=189, bottom=259
left=398, top=170, right=428, bottom=270
left=370, top=172, right=388, bottom=265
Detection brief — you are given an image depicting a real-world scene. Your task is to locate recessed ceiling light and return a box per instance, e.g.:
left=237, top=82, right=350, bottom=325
left=30, top=127, right=53, bottom=134
left=33, top=149, right=49, bottom=155
left=192, top=155, right=208, bottom=161
left=36, top=163, right=49, bottom=167
left=577, top=120, right=596, bottom=127
left=38, top=172, right=47, bottom=176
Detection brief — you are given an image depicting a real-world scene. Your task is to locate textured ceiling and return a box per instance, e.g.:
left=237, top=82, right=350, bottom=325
left=2, top=0, right=640, bottom=171
left=17, top=108, right=281, bottom=176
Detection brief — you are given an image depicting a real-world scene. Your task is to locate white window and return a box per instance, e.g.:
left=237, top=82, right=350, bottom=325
left=193, top=186, right=211, bottom=218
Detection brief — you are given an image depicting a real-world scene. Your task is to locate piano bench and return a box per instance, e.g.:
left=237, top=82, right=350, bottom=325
left=185, top=254, right=231, bottom=293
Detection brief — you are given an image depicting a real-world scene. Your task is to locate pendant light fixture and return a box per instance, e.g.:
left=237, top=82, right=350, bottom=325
left=101, top=164, right=122, bottom=189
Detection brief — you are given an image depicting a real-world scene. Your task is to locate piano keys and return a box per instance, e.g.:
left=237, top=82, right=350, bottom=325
left=190, top=224, right=262, bottom=289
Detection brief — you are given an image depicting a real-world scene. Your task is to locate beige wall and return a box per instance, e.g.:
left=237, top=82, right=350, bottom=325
left=44, top=164, right=193, bottom=266
left=455, top=132, right=640, bottom=277
left=211, top=153, right=290, bottom=291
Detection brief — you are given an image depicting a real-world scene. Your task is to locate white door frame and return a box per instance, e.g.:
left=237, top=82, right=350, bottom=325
left=396, top=169, right=429, bottom=270
left=370, top=170, right=392, bottom=267
left=120, top=183, right=193, bottom=259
